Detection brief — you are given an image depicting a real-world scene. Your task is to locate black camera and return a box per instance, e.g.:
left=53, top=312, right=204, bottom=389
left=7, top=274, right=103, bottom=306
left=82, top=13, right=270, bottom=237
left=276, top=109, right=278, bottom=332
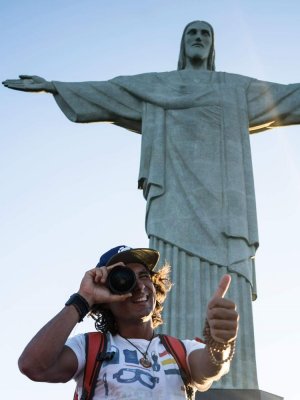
left=107, top=266, right=136, bottom=294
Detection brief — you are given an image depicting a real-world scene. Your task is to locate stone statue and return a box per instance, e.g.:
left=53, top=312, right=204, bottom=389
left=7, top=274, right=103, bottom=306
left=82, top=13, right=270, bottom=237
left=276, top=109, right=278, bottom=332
left=3, top=21, right=300, bottom=390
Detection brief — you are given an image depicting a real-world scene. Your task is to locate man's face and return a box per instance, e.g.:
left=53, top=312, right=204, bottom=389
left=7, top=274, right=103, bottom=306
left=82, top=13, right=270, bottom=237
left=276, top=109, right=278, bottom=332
left=108, top=263, right=156, bottom=325
left=184, top=21, right=212, bottom=66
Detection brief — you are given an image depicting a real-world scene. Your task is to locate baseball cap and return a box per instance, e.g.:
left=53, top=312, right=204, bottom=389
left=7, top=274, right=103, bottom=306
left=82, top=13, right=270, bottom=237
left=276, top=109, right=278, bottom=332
left=96, top=245, right=160, bottom=271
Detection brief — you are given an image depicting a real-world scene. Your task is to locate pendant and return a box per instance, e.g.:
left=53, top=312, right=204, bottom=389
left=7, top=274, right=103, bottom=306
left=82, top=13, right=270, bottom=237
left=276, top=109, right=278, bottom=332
left=139, top=356, right=152, bottom=368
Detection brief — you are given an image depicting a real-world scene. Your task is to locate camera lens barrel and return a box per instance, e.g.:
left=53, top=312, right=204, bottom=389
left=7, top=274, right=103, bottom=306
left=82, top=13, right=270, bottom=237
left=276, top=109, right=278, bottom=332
left=107, top=266, right=137, bottom=294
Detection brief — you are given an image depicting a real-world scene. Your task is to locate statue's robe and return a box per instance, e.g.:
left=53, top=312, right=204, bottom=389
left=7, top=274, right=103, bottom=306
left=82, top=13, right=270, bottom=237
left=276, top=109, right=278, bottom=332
left=53, top=70, right=300, bottom=388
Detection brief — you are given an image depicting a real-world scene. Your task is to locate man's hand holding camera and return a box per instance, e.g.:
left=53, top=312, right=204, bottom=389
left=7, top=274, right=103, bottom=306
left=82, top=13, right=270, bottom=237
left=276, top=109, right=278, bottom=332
left=78, top=265, right=132, bottom=308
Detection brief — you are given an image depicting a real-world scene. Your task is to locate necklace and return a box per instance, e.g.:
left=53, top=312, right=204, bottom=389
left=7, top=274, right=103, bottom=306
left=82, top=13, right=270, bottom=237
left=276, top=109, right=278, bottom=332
left=120, top=333, right=155, bottom=368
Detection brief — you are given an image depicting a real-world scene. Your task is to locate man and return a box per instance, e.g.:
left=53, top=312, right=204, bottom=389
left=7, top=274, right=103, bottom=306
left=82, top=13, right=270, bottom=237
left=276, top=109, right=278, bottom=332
left=18, top=246, right=238, bottom=399
left=4, top=20, right=300, bottom=388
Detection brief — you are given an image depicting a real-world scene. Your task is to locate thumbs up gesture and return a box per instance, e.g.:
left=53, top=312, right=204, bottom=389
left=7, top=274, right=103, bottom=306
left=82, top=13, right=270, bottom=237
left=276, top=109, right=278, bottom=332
left=206, top=275, right=239, bottom=345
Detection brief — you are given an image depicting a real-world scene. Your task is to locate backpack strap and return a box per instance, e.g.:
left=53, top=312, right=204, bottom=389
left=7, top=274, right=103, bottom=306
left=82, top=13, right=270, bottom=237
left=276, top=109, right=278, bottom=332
left=73, top=332, right=108, bottom=400
left=159, top=334, right=194, bottom=400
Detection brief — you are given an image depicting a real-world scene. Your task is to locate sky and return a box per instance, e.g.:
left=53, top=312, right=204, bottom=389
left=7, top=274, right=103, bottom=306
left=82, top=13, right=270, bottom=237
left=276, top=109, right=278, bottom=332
left=1, top=0, right=300, bottom=399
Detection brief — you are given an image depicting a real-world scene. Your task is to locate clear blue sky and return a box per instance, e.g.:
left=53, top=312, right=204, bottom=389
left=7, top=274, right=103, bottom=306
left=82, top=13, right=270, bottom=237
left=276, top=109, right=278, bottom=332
left=1, top=1, right=300, bottom=399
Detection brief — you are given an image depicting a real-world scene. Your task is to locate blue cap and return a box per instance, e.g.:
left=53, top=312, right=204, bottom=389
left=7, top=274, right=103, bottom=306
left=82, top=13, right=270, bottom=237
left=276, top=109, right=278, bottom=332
left=96, top=245, right=160, bottom=271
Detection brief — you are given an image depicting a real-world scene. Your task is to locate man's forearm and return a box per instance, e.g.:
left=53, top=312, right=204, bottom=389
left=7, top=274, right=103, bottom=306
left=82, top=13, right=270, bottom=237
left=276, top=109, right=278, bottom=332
left=18, top=305, right=79, bottom=377
left=188, top=347, right=230, bottom=390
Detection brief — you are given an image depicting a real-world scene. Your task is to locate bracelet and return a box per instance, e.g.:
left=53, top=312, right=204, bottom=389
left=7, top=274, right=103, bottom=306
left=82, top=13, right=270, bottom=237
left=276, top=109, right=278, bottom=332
left=65, top=293, right=90, bottom=322
left=202, top=319, right=236, bottom=365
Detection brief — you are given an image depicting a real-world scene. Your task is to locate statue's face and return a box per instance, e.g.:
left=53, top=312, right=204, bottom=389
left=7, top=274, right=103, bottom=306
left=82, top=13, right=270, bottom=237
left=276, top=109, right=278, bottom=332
left=183, top=21, right=212, bottom=66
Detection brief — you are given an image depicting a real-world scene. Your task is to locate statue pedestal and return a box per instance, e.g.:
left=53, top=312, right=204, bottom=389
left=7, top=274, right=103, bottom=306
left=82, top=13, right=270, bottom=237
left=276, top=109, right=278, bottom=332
left=196, top=389, right=283, bottom=399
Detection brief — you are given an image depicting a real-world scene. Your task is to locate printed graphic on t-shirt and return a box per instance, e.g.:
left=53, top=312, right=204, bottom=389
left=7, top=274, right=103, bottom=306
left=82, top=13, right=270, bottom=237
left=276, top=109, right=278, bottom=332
left=150, top=351, right=160, bottom=371
left=113, top=367, right=159, bottom=389
left=159, top=349, right=181, bottom=376
left=101, top=346, right=181, bottom=395
left=66, top=334, right=204, bottom=399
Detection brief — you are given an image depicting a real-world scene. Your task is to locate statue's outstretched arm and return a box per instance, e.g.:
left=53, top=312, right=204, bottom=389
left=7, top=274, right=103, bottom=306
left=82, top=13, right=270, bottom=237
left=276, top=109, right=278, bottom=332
left=2, top=75, right=57, bottom=94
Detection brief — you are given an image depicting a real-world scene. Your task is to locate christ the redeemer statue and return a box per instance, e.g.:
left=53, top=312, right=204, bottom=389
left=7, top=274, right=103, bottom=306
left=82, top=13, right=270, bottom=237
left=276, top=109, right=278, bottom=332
left=3, top=21, right=300, bottom=390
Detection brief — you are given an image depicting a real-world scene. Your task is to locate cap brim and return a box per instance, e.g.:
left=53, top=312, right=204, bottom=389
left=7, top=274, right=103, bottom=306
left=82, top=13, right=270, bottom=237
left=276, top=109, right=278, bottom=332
left=106, top=248, right=160, bottom=270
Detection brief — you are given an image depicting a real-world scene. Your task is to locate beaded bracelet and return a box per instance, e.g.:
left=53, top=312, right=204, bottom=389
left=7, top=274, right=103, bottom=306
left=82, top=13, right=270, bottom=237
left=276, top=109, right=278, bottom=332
left=202, top=319, right=236, bottom=365
left=65, top=293, right=90, bottom=322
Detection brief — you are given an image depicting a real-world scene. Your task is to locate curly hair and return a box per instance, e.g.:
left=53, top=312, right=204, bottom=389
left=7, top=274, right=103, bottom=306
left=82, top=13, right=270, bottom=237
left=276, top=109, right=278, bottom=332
left=89, top=264, right=172, bottom=334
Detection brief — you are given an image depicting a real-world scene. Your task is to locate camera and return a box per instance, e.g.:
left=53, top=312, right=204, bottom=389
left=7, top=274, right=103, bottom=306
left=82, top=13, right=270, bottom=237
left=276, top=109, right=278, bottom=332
left=107, top=266, right=136, bottom=294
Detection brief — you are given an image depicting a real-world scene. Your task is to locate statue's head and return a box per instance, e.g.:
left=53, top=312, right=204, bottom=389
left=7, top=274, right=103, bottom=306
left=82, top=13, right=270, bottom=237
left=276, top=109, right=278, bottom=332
left=177, top=20, right=215, bottom=71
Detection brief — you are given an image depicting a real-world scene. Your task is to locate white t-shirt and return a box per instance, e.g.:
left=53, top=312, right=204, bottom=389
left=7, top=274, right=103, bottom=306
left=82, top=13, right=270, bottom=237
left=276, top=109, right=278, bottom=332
left=66, top=332, right=205, bottom=399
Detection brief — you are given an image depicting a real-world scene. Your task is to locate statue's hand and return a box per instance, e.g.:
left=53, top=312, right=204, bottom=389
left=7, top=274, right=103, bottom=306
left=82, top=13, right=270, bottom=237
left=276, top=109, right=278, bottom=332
left=2, top=75, right=56, bottom=93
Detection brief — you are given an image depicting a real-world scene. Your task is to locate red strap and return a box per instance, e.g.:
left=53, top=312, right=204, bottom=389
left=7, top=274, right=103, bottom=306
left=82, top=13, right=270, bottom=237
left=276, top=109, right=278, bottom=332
left=73, top=332, right=106, bottom=400
left=194, top=336, right=205, bottom=344
left=161, top=335, right=190, bottom=382
left=160, top=335, right=195, bottom=400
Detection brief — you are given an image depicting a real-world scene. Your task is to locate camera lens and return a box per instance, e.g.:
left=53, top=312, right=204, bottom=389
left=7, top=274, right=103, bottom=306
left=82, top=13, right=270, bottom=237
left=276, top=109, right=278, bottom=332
left=107, top=266, right=136, bottom=294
